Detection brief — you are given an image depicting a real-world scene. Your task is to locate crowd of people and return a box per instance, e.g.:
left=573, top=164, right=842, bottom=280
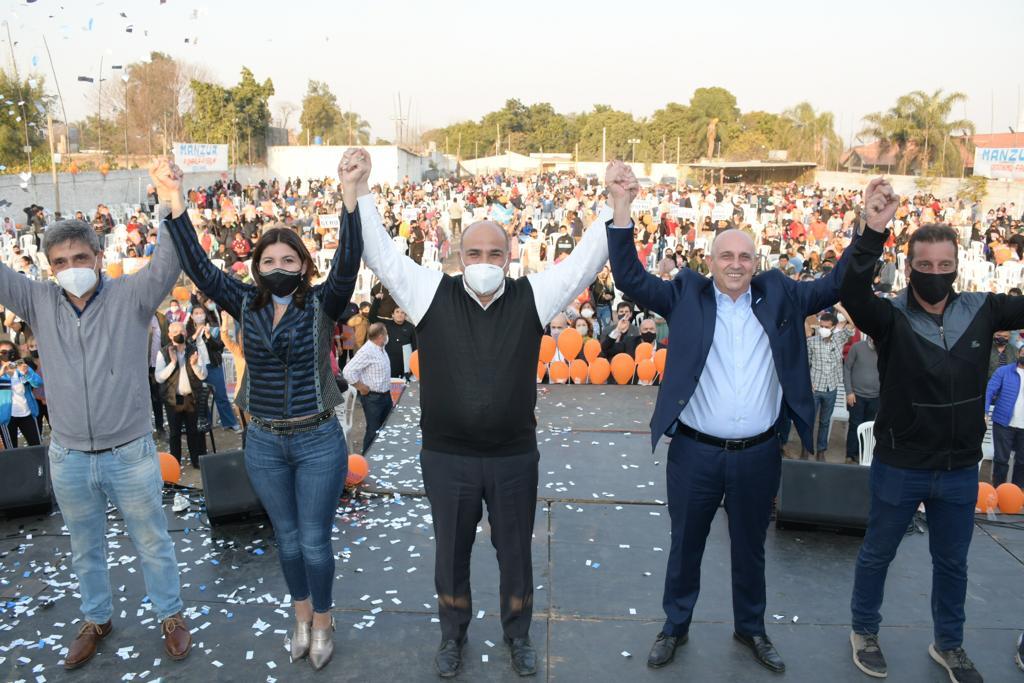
left=0, top=151, right=1023, bottom=681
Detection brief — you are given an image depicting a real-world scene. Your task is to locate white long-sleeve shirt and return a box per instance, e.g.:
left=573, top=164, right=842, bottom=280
left=356, top=194, right=616, bottom=327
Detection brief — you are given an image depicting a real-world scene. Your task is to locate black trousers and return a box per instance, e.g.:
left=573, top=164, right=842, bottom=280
left=420, top=449, right=538, bottom=642
left=166, top=407, right=207, bottom=467
left=149, top=369, right=166, bottom=432
left=1, top=414, right=41, bottom=449
left=359, top=391, right=393, bottom=453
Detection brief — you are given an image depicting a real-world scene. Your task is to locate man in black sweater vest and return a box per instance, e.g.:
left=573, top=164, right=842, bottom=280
left=340, top=148, right=638, bottom=678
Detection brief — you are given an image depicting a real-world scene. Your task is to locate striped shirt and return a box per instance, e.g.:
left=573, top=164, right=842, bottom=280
left=342, top=341, right=391, bottom=393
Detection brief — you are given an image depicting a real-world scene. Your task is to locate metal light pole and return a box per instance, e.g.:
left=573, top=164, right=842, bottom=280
left=628, top=138, right=641, bottom=163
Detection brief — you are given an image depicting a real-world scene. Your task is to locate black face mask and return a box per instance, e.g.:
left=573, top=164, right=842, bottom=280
left=0, top=350, right=15, bottom=361
left=30, top=350, right=38, bottom=358
left=995, top=337, right=1010, bottom=347
left=909, top=269, right=956, bottom=305
left=1018, top=356, right=1024, bottom=367
left=260, top=268, right=303, bottom=297
left=640, top=331, right=657, bottom=344
left=172, top=333, right=186, bottom=344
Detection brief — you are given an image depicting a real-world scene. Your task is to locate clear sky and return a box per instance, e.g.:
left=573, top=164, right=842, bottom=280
left=2, top=0, right=1022, bottom=149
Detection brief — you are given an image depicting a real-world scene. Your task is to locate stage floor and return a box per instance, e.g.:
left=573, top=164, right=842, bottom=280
left=2, top=384, right=1023, bottom=682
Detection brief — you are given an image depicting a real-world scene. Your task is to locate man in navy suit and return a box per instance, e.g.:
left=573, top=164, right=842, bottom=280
left=606, top=204, right=857, bottom=674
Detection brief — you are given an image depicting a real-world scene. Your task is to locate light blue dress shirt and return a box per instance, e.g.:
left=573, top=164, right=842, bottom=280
left=679, top=283, right=784, bottom=438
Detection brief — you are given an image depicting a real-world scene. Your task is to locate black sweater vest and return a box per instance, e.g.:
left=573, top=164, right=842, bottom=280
left=417, top=275, right=542, bottom=456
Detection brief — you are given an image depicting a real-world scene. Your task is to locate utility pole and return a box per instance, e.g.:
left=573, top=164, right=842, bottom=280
left=662, top=134, right=666, bottom=163
left=47, top=113, right=60, bottom=213
left=96, top=54, right=104, bottom=151
left=496, top=123, right=500, bottom=155
left=4, top=20, right=33, bottom=175
left=628, top=138, right=641, bottom=163
left=456, top=132, right=461, bottom=161
left=676, top=136, right=680, bottom=164
left=123, top=76, right=129, bottom=169
left=474, top=140, right=479, bottom=159
left=602, top=127, right=607, bottom=163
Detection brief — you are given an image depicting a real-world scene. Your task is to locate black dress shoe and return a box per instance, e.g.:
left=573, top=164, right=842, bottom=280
left=733, top=632, right=785, bottom=673
left=647, top=632, right=688, bottom=668
left=435, top=639, right=465, bottom=678
left=503, top=635, right=537, bottom=676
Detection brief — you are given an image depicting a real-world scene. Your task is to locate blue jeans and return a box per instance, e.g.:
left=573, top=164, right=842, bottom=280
left=205, top=364, right=238, bottom=429
left=359, top=391, right=393, bottom=453
left=245, top=418, right=347, bottom=613
left=991, top=422, right=1024, bottom=487
left=846, top=395, right=880, bottom=460
left=851, top=460, right=977, bottom=650
left=48, top=435, right=183, bottom=623
left=596, top=304, right=612, bottom=331
left=813, top=389, right=837, bottom=454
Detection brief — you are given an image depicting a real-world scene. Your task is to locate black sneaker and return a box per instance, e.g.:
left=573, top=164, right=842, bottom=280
left=1015, top=632, right=1024, bottom=671
left=928, top=643, right=983, bottom=683
left=435, top=638, right=465, bottom=678
left=850, top=631, right=887, bottom=678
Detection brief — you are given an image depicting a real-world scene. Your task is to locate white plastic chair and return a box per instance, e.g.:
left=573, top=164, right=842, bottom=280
left=508, top=262, right=523, bottom=279
left=336, top=386, right=357, bottom=437
left=857, top=421, right=875, bottom=466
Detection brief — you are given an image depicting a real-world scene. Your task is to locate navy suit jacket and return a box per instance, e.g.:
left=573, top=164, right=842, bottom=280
left=606, top=226, right=857, bottom=451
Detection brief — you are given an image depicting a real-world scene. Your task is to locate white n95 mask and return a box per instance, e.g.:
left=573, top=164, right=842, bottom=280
left=462, top=262, right=506, bottom=296
left=56, top=267, right=98, bottom=298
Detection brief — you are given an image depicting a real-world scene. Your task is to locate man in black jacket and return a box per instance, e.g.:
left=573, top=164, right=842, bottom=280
left=841, top=178, right=1024, bottom=683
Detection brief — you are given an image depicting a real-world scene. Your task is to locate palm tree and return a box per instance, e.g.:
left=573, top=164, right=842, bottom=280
left=782, top=102, right=842, bottom=167
left=860, top=89, right=974, bottom=176
left=336, top=110, right=371, bottom=145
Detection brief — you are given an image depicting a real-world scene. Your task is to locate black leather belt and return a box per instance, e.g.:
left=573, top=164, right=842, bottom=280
left=249, top=409, right=334, bottom=435
left=675, top=422, right=777, bottom=451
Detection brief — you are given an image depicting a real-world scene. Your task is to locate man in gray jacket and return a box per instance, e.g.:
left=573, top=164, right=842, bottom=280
left=843, top=336, right=881, bottom=463
left=0, top=158, right=192, bottom=670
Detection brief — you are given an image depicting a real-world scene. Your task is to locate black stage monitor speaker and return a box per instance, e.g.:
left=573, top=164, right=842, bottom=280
left=199, top=449, right=266, bottom=526
left=0, top=445, right=53, bottom=517
left=776, top=459, right=870, bottom=535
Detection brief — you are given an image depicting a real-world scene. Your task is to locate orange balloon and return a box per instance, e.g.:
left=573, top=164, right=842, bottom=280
left=409, top=350, right=420, bottom=380
left=654, top=347, right=667, bottom=375
left=557, top=327, right=583, bottom=361
left=159, top=452, right=180, bottom=484
left=106, top=262, right=123, bottom=279
left=977, top=482, right=998, bottom=513
left=634, top=341, right=654, bottom=363
left=539, top=335, right=556, bottom=363
left=172, top=286, right=191, bottom=303
left=583, top=338, right=601, bottom=364
left=69, top=161, right=80, bottom=175
left=996, top=483, right=1024, bottom=514
left=637, top=358, right=656, bottom=383
left=346, top=454, right=369, bottom=486
left=548, top=360, right=570, bottom=384
left=100, top=162, right=110, bottom=177
left=611, top=353, right=635, bottom=385
left=589, top=357, right=611, bottom=384
left=537, top=361, right=547, bottom=381
left=569, top=359, right=589, bottom=384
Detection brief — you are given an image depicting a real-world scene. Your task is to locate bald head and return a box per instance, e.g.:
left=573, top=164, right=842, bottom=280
left=460, top=220, right=510, bottom=268
left=708, top=229, right=757, bottom=301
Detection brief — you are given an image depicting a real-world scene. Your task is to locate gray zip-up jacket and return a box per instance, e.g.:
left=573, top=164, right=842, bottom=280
left=0, top=212, right=180, bottom=451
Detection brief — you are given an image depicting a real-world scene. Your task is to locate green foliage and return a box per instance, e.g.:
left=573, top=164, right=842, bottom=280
left=0, top=70, right=53, bottom=171
left=860, top=89, right=974, bottom=175
left=297, top=81, right=370, bottom=145
left=957, top=176, right=988, bottom=204
left=182, top=67, right=274, bottom=161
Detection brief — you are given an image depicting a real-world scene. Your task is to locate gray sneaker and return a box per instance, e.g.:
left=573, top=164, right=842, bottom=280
left=928, top=643, right=983, bottom=683
left=851, top=631, right=887, bottom=678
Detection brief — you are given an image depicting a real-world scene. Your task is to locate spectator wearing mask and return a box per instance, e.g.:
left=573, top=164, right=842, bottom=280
left=23, top=337, right=47, bottom=433
left=578, top=301, right=600, bottom=337
left=448, top=198, right=464, bottom=239
left=990, top=331, right=1013, bottom=379
left=0, top=157, right=191, bottom=671
left=985, top=345, right=1024, bottom=488
left=804, top=309, right=853, bottom=459
left=574, top=316, right=594, bottom=345
left=187, top=302, right=240, bottom=433
left=155, top=321, right=208, bottom=466
left=0, top=340, right=43, bottom=448
left=383, top=306, right=417, bottom=378
left=342, top=322, right=393, bottom=452
left=165, top=299, right=187, bottom=325
left=844, top=336, right=881, bottom=464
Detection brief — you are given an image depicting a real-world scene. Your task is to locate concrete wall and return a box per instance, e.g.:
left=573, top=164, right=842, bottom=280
left=266, top=145, right=452, bottom=187
left=0, top=165, right=270, bottom=223
left=813, top=170, right=1024, bottom=213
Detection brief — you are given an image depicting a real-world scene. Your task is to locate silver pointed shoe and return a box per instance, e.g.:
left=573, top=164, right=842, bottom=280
left=289, top=620, right=312, bottom=661
left=308, top=618, right=335, bottom=670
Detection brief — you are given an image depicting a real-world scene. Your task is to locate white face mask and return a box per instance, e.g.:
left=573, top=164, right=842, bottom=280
left=193, top=314, right=206, bottom=325
left=581, top=309, right=594, bottom=319
left=817, top=326, right=833, bottom=339
left=56, top=266, right=98, bottom=298
left=462, top=260, right=506, bottom=296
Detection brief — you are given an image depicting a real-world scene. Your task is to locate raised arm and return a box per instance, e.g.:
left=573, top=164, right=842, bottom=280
left=152, top=157, right=252, bottom=320
left=839, top=178, right=899, bottom=339
left=119, top=159, right=182, bottom=312
left=0, top=261, right=45, bottom=326
left=316, top=200, right=364, bottom=321
left=340, top=148, right=441, bottom=325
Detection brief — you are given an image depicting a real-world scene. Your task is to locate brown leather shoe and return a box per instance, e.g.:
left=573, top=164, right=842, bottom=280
left=64, top=620, right=112, bottom=670
left=161, top=612, right=192, bottom=660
